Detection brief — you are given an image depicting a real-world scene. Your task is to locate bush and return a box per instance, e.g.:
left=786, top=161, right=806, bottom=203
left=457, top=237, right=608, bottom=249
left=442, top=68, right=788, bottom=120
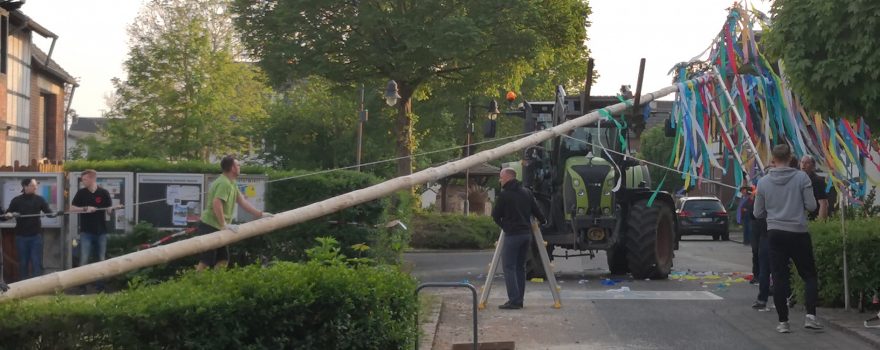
left=262, top=170, right=399, bottom=263
left=103, top=223, right=201, bottom=289
left=410, top=212, right=499, bottom=249
left=792, top=218, right=880, bottom=307
left=0, top=262, right=418, bottom=349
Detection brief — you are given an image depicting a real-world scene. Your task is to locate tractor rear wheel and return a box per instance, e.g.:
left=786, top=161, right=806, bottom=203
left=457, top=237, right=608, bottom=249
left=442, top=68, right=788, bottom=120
left=606, top=244, right=629, bottom=275
left=525, top=241, right=548, bottom=279
left=625, top=199, right=675, bottom=279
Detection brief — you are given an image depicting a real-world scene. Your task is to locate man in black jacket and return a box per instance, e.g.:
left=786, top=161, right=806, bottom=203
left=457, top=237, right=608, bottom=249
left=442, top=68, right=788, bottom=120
left=6, top=178, right=57, bottom=280
left=492, top=168, right=546, bottom=309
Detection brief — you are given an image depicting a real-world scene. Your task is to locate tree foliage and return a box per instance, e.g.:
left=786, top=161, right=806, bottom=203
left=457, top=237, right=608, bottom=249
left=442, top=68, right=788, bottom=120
left=92, top=0, right=272, bottom=160
left=764, top=0, right=880, bottom=125
left=232, top=0, right=591, bottom=175
left=639, top=126, right=683, bottom=193
left=260, top=77, right=362, bottom=169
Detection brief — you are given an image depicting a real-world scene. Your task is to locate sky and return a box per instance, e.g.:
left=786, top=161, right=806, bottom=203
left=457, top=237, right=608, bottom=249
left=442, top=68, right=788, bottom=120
left=24, top=0, right=144, bottom=118
left=21, top=0, right=771, bottom=118
left=587, top=0, right=771, bottom=99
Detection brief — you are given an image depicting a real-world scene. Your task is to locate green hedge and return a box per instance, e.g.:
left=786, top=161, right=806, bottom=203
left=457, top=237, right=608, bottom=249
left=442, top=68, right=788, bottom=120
left=793, top=219, right=880, bottom=307
left=410, top=212, right=499, bottom=249
left=64, top=158, right=268, bottom=174
left=0, top=262, right=418, bottom=349
left=257, top=169, right=397, bottom=263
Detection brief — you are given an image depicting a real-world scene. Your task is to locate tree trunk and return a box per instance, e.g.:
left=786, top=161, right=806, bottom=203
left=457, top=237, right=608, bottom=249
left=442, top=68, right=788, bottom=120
left=0, top=82, right=691, bottom=302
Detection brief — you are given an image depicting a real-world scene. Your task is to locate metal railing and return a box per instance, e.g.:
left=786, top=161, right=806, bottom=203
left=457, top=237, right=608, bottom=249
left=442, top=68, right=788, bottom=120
left=415, top=282, right=478, bottom=350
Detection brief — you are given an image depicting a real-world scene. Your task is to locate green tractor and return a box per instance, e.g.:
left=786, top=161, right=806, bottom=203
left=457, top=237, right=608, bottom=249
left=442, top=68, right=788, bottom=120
left=491, top=86, right=677, bottom=279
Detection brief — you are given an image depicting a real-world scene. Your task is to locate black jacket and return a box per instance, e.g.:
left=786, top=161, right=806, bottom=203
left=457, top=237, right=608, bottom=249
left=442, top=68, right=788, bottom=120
left=492, top=179, right=546, bottom=235
left=6, top=193, right=53, bottom=236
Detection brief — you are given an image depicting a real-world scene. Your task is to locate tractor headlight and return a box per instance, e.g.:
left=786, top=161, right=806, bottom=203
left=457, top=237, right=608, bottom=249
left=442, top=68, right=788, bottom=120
left=573, top=179, right=580, bottom=187
left=577, top=208, right=585, bottom=215
left=578, top=190, right=585, bottom=196
left=587, top=228, right=606, bottom=241
left=602, top=207, right=611, bottom=215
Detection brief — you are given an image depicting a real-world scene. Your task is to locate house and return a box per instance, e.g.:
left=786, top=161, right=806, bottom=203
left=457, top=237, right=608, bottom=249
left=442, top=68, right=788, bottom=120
left=67, top=116, right=105, bottom=159
left=0, top=6, right=78, bottom=166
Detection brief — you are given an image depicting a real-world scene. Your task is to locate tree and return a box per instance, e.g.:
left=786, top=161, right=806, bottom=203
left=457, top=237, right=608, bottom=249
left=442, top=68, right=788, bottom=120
left=764, top=0, right=880, bottom=126
left=639, top=126, right=683, bottom=193
left=260, top=77, right=360, bottom=169
left=97, top=0, right=271, bottom=160
left=233, top=0, right=591, bottom=176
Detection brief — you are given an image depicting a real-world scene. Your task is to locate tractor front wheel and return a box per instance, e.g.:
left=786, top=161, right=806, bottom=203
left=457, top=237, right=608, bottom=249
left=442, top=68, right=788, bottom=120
left=625, top=199, right=675, bottom=279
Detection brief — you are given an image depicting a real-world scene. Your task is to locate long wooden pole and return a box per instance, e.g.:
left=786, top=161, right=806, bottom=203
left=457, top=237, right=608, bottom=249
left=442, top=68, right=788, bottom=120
left=0, top=80, right=701, bottom=302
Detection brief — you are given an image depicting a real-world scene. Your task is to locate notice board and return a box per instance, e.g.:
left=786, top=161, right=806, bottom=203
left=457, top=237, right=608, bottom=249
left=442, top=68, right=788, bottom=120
left=0, top=172, right=64, bottom=228
left=136, top=173, right=204, bottom=229
left=204, top=174, right=268, bottom=223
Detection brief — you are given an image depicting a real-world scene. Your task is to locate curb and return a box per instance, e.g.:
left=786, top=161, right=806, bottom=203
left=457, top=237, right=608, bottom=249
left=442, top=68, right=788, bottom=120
left=419, top=297, right=444, bottom=350
left=818, top=311, right=880, bottom=348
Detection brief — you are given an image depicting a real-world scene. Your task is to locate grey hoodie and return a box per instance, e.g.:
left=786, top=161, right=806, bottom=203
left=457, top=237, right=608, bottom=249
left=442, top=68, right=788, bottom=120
left=753, top=167, right=817, bottom=233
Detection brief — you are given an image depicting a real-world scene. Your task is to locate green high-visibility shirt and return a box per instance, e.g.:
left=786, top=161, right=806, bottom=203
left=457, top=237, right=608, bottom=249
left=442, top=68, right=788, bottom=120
left=201, top=175, right=238, bottom=229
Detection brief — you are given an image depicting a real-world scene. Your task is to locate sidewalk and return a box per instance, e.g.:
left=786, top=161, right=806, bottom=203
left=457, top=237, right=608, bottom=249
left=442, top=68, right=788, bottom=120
left=727, top=229, right=880, bottom=347
left=818, top=307, right=880, bottom=348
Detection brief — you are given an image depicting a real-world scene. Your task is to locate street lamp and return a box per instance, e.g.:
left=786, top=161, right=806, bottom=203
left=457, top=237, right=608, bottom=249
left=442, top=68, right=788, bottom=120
left=384, top=80, right=401, bottom=107
left=487, top=99, right=500, bottom=120
left=484, top=100, right=500, bottom=138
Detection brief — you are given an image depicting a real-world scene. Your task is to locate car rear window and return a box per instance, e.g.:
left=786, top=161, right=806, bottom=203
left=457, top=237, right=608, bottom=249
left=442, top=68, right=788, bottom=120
left=683, top=200, right=724, bottom=211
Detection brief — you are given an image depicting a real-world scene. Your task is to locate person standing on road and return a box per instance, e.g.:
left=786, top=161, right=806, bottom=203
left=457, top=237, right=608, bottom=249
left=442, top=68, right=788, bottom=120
left=749, top=184, right=772, bottom=311
left=800, top=155, right=829, bottom=221
left=739, top=186, right=754, bottom=246
left=196, top=155, right=272, bottom=271
left=491, top=168, right=546, bottom=310
left=754, top=144, right=822, bottom=333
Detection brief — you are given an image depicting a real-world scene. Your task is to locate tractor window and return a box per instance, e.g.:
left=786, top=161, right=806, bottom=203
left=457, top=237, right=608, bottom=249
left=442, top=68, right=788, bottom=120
left=560, top=127, right=615, bottom=156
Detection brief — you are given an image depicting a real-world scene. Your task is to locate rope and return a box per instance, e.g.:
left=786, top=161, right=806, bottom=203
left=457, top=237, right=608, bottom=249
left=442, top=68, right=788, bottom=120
left=5, top=132, right=536, bottom=219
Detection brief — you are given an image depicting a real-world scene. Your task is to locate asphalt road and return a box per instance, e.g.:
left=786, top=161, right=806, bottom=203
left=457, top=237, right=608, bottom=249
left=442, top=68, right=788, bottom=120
left=404, top=237, right=876, bottom=350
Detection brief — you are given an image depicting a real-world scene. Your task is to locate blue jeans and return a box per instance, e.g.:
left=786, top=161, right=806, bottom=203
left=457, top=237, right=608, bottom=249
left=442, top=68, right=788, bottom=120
left=15, top=234, right=42, bottom=280
left=742, top=216, right=752, bottom=245
left=501, top=233, right=532, bottom=306
left=756, top=235, right=771, bottom=303
left=80, top=232, right=107, bottom=266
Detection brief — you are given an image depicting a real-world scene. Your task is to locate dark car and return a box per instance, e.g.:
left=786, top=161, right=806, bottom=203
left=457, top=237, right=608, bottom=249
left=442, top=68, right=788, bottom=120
left=677, top=197, right=729, bottom=241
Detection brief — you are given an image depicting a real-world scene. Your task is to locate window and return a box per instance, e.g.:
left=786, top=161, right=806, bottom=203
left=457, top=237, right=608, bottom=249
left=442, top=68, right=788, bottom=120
left=0, top=14, right=7, bottom=74
left=41, top=93, right=58, bottom=159
left=683, top=199, right=724, bottom=212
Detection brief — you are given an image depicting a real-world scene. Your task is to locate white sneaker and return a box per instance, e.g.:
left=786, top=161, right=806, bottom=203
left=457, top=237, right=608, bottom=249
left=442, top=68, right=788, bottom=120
left=777, top=321, right=791, bottom=333
left=805, top=314, right=823, bottom=330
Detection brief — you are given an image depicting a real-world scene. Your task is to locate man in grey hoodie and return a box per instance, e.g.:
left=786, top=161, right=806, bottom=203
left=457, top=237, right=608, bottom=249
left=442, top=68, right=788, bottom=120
left=754, top=144, right=821, bottom=333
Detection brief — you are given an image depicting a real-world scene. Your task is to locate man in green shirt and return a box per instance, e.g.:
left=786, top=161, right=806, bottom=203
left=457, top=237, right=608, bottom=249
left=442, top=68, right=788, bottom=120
left=197, top=155, right=272, bottom=271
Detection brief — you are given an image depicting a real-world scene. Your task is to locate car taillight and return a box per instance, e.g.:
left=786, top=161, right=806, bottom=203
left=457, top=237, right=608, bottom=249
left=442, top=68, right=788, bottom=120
left=714, top=211, right=728, bottom=217
left=678, top=211, right=691, bottom=217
